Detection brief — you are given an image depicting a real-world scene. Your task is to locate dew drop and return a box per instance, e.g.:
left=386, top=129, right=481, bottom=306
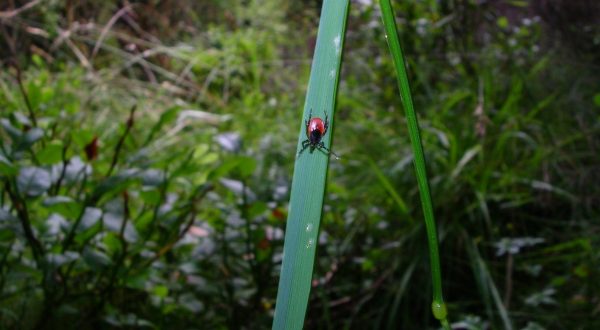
left=306, top=238, right=314, bottom=249
left=306, top=223, right=313, bottom=232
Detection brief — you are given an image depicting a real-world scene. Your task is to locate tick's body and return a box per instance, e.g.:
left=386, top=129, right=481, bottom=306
left=307, top=117, right=326, bottom=145
left=298, top=109, right=338, bottom=159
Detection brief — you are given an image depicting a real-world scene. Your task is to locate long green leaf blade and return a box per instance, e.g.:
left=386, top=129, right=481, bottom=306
left=272, top=1, right=350, bottom=329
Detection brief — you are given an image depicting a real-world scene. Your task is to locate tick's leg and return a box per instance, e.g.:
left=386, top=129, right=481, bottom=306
left=306, top=108, right=313, bottom=126
left=298, top=145, right=308, bottom=157
left=305, top=108, right=312, bottom=137
left=324, top=111, right=329, bottom=134
left=298, top=140, right=309, bottom=157
left=318, top=142, right=340, bottom=159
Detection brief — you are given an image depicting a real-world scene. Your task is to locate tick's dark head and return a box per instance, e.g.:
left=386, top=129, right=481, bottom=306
left=309, top=129, right=322, bottom=144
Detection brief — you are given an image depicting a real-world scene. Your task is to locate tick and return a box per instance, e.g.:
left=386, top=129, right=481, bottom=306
left=298, top=109, right=339, bottom=159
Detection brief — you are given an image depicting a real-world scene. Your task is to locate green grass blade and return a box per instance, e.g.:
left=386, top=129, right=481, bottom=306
left=378, top=1, right=450, bottom=328
left=272, top=1, right=350, bottom=329
left=368, top=157, right=410, bottom=216
left=465, top=236, right=513, bottom=330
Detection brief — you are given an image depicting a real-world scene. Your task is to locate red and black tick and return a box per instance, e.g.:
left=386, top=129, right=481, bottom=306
left=298, top=109, right=339, bottom=159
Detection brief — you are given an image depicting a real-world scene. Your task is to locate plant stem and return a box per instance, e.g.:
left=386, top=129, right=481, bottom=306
left=106, top=105, right=136, bottom=177
left=242, top=180, right=262, bottom=310
left=13, top=64, right=38, bottom=128
left=4, top=179, right=44, bottom=263
left=378, top=0, right=449, bottom=328
left=51, top=138, right=71, bottom=195
left=503, top=253, right=514, bottom=310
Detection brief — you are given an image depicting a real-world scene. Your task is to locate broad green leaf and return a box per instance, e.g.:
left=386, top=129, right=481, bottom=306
left=139, top=169, right=165, bottom=187
left=27, top=80, right=42, bottom=110
left=0, top=119, right=22, bottom=142
left=0, top=228, right=16, bottom=243
left=82, top=247, right=112, bottom=270
left=63, top=156, right=92, bottom=183
left=219, top=178, right=256, bottom=200
left=19, top=128, right=44, bottom=150
left=273, top=1, right=349, bottom=329
left=178, top=293, right=204, bottom=313
left=103, top=232, right=122, bottom=255
left=45, top=213, right=69, bottom=236
left=31, top=54, right=44, bottom=67
left=74, top=222, right=103, bottom=246
left=196, top=152, right=218, bottom=166
left=91, top=169, right=139, bottom=202
left=45, top=251, right=80, bottom=268
left=71, top=129, right=95, bottom=150
left=0, top=209, right=18, bottom=222
left=103, top=212, right=139, bottom=243
left=497, top=16, right=509, bottom=29
left=14, top=112, right=32, bottom=126
left=139, top=188, right=161, bottom=204
left=126, top=269, right=150, bottom=290
left=80, top=207, right=103, bottom=232
left=134, top=212, right=154, bottom=234
left=0, top=209, right=19, bottom=242
left=214, top=132, right=242, bottom=152
left=43, top=196, right=81, bottom=219
left=0, top=155, right=17, bottom=176
left=594, top=93, right=600, bottom=107
left=236, top=156, right=256, bottom=178
left=208, top=157, right=242, bottom=180
left=17, top=166, right=51, bottom=197
left=153, top=285, right=169, bottom=298
left=37, top=140, right=64, bottom=165
left=247, top=202, right=267, bottom=219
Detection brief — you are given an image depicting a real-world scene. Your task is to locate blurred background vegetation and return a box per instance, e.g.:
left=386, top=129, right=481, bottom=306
left=1, top=0, right=599, bottom=329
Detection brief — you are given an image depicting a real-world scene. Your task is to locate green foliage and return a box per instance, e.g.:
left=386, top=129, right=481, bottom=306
left=0, top=66, right=222, bottom=327
left=378, top=0, right=449, bottom=328
left=1, top=0, right=599, bottom=329
left=273, top=1, right=349, bottom=329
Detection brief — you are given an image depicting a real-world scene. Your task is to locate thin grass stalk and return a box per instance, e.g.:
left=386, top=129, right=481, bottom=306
left=465, top=234, right=513, bottom=330
left=377, top=0, right=450, bottom=328
left=272, top=1, right=350, bottom=329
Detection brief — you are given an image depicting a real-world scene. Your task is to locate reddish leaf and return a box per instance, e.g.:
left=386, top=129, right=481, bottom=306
left=84, top=136, right=98, bottom=161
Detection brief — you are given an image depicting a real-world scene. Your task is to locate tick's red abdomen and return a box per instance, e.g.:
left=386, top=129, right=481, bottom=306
left=307, top=118, right=325, bottom=136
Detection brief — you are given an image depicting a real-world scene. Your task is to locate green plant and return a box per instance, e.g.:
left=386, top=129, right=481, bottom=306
left=272, top=1, right=350, bottom=329
left=378, top=0, right=449, bottom=328
left=0, top=63, right=223, bottom=328
left=2, top=1, right=599, bottom=329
